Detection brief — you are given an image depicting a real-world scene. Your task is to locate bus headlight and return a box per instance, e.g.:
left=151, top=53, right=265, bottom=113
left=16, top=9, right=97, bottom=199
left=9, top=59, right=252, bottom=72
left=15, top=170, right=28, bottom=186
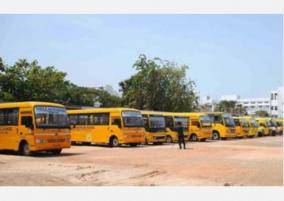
left=36, top=139, right=46, bottom=144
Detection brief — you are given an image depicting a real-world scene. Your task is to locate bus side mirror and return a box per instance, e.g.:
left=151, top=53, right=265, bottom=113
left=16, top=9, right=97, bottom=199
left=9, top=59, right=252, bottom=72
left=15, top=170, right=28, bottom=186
left=112, top=119, right=121, bottom=128
left=21, top=116, right=34, bottom=130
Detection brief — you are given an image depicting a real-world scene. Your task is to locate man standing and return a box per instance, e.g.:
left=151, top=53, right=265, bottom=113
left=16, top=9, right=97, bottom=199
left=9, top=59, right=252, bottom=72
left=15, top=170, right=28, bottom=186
left=176, top=122, right=186, bottom=149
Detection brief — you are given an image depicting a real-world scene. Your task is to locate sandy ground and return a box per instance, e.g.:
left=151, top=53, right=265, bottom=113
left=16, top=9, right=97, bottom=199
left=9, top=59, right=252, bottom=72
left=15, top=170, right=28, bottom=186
left=0, top=136, right=282, bottom=186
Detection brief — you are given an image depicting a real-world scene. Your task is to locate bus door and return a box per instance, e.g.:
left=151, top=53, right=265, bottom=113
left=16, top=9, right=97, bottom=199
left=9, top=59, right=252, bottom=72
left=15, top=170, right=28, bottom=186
left=0, top=108, right=20, bottom=150
left=91, top=113, right=110, bottom=143
left=19, top=109, right=35, bottom=147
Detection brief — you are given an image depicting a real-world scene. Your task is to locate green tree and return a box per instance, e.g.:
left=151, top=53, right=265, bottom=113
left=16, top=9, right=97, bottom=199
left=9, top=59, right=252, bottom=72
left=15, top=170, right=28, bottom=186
left=119, top=54, right=199, bottom=112
left=0, top=57, right=122, bottom=107
left=255, top=110, right=269, bottom=117
left=215, top=100, right=247, bottom=115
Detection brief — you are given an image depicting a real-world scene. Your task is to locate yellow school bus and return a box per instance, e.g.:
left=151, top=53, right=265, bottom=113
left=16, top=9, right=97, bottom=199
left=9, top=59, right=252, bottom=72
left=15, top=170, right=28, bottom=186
left=242, top=116, right=259, bottom=137
left=206, top=112, right=236, bottom=140
left=255, top=118, right=272, bottom=136
left=233, top=117, right=250, bottom=138
left=0, top=102, right=71, bottom=156
left=68, top=108, right=145, bottom=147
left=141, top=111, right=167, bottom=144
left=183, top=113, right=212, bottom=142
left=275, top=118, right=283, bottom=135
left=162, top=112, right=189, bottom=143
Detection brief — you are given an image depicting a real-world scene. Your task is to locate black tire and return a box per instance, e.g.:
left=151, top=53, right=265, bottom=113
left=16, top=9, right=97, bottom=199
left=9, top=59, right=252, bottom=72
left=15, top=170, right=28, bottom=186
left=19, top=141, right=31, bottom=156
left=166, top=136, right=173, bottom=143
left=271, top=131, right=276, bottom=136
left=129, top=143, right=138, bottom=147
left=212, top=131, right=220, bottom=140
left=109, top=136, right=119, bottom=147
left=144, top=138, right=148, bottom=145
left=258, top=132, right=263, bottom=137
left=190, top=134, right=198, bottom=142
left=50, top=149, right=62, bottom=155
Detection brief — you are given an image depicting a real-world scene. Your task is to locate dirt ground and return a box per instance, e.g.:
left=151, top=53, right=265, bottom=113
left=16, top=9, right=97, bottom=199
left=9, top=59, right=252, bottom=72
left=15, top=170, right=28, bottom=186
left=0, top=136, right=282, bottom=186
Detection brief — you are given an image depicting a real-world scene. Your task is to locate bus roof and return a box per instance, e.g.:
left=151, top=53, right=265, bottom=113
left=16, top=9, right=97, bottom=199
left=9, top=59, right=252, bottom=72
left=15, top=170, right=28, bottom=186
left=180, top=112, right=207, bottom=117
left=0, top=101, right=64, bottom=109
left=67, top=107, right=140, bottom=114
left=205, top=112, right=224, bottom=115
left=140, top=110, right=164, bottom=116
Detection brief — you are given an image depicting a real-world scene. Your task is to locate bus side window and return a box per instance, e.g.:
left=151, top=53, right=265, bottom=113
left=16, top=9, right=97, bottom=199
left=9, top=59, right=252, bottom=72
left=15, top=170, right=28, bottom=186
left=21, top=116, right=34, bottom=130
left=192, top=120, right=200, bottom=128
left=112, top=118, right=121, bottom=128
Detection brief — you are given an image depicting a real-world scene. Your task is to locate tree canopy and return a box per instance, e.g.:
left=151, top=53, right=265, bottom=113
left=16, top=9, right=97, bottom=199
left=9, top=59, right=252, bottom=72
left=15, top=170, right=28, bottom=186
left=255, top=110, right=269, bottom=117
left=0, top=57, right=121, bottom=107
left=214, top=100, right=247, bottom=115
left=119, top=54, right=199, bottom=112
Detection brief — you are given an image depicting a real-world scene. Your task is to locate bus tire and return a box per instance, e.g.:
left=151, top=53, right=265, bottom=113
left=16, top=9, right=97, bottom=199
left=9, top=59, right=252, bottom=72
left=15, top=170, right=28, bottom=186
left=19, top=141, right=31, bottom=156
left=212, top=131, right=220, bottom=140
left=166, top=136, right=173, bottom=143
left=109, top=136, right=119, bottom=147
left=190, top=134, right=198, bottom=142
left=258, top=132, right=263, bottom=137
left=271, top=131, right=276, bottom=136
left=50, top=149, right=62, bottom=155
left=144, top=138, right=148, bottom=145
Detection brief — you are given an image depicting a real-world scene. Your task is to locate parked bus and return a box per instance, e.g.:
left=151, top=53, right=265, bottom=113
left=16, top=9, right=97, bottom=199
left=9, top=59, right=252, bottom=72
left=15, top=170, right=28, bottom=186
left=0, top=102, right=71, bottom=156
left=275, top=118, right=283, bottom=135
left=233, top=117, right=250, bottom=138
left=141, top=111, right=167, bottom=144
left=256, top=118, right=273, bottom=136
left=68, top=108, right=145, bottom=147
left=206, top=112, right=236, bottom=140
left=183, top=113, right=212, bottom=142
left=242, top=116, right=259, bottom=137
left=162, top=112, right=189, bottom=143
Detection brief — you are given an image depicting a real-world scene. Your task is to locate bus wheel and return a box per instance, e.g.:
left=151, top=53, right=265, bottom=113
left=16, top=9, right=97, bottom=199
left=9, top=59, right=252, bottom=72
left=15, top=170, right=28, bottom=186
left=258, top=132, right=263, bottom=137
left=190, top=134, right=198, bottom=142
left=19, top=141, right=31, bottom=156
left=144, top=138, right=148, bottom=145
left=50, top=149, right=62, bottom=155
left=109, top=136, right=119, bottom=147
left=212, top=132, right=220, bottom=140
left=166, top=136, right=173, bottom=143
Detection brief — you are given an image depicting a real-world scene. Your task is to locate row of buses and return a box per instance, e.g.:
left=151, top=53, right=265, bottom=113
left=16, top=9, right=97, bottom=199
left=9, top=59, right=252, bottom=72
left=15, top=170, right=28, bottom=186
left=0, top=102, right=283, bottom=156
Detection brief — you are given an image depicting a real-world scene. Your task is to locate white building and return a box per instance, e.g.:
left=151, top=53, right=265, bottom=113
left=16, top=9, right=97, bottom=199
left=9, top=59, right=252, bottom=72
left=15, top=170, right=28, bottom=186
left=238, top=98, right=270, bottom=115
left=270, top=86, right=283, bottom=117
left=215, top=86, right=283, bottom=117
left=199, top=95, right=216, bottom=112
left=220, top=95, right=240, bottom=101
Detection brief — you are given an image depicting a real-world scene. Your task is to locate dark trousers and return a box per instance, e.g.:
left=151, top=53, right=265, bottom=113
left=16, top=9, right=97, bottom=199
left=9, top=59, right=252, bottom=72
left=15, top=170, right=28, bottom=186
left=178, top=136, right=186, bottom=149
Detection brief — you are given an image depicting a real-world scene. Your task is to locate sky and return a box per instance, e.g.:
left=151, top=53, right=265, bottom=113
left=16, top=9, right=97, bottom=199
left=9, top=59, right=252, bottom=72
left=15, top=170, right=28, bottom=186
left=0, top=14, right=282, bottom=99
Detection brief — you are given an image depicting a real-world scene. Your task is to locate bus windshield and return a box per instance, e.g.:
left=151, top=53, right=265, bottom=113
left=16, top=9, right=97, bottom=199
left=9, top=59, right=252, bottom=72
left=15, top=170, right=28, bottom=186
left=174, top=116, right=188, bottom=130
left=266, top=120, right=273, bottom=127
left=223, top=114, right=235, bottom=127
left=122, top=111, right=144, bottom=127
left=240, top=119, right=249, bottom=128
left=251, top=119, right=259, bottom=127
left=200, top=115, right=211, bottom=127
left=149, top=115, right=166, bottom=131
left=35, top=106, right=69, bottom=129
